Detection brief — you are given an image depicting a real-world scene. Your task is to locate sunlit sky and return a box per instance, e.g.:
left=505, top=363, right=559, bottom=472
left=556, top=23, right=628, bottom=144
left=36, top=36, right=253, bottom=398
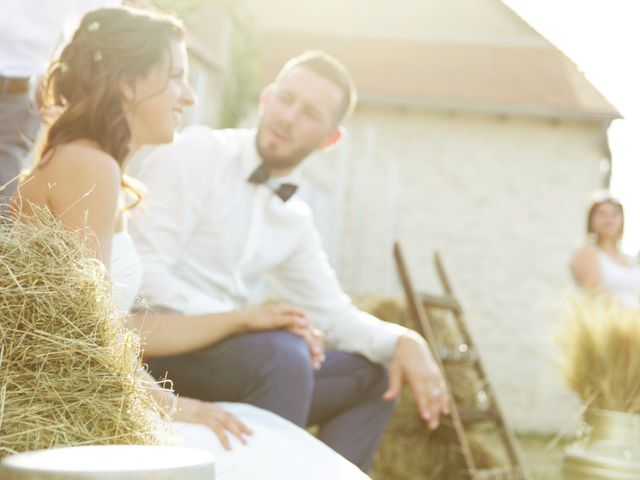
left=504, top=0, right=640, bottom=254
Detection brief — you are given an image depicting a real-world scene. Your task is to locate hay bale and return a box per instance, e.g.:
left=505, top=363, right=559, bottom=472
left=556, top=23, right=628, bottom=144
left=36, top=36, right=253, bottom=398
left=558, top=297, right=640, bottom=413
left=0, top=209, right=162, bottom=459
left=356, top=296, right=503, bottom=479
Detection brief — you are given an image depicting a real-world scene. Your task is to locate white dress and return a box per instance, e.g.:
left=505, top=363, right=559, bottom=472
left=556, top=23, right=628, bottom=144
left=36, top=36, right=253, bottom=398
left=110, top=231, right=370, bottom=480
left=595, top=248, right=640, bottom=309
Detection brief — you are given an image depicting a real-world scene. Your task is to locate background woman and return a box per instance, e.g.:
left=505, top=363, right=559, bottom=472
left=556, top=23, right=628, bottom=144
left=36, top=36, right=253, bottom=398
left=13, top=6, right=367, bottom=479
left=570, top=191, right=640, bottom=309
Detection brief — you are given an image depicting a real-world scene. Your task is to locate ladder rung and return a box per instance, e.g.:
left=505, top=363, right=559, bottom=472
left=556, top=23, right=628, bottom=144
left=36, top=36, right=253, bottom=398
left=458, top=407, right=499, bottom=424
left=439, top=346, right=477, bottom=364
left=476, top=466, right=526, bottom=480
left=420, top=292, right=460, bottom=312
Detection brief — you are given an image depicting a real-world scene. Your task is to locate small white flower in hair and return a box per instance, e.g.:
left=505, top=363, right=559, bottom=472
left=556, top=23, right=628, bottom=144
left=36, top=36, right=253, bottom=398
left=59, top=62, right=69, bottom=74
left=87, top=21, right=100, bottom=32
left=94, top=50, right=103, bottom=63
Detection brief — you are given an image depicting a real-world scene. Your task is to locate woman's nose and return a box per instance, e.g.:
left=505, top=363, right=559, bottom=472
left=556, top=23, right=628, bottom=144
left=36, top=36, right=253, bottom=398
left=182, top=80, right=197, bottom=107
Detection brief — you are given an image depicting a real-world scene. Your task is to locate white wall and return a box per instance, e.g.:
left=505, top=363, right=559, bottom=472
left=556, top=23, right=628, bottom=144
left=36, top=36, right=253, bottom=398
left=297, top=107, right=607, bottom=431
left=248, top=0, right=546, bottom=46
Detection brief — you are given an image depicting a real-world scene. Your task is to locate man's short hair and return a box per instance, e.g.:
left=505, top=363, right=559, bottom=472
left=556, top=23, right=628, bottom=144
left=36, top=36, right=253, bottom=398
left=274, top=51, right=357, bottom=122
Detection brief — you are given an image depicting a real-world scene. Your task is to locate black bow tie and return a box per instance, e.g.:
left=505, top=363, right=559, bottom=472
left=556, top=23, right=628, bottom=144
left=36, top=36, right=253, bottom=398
left=247, top=164, right=298, bottom=202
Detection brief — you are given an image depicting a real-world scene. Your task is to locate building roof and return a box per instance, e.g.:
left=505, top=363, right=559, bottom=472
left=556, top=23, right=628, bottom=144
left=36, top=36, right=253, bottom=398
left=259, top=30, right=620, bottom=121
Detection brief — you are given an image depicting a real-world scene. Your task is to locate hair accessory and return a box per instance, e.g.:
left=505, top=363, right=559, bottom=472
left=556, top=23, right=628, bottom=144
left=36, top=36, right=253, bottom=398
left=590, top=189, right=621, bottom=206
left=87, top=21, right=100, bottom=32
left=94, top=50, right=103, bottom=63
left=59, top=62, right=69, bottom=74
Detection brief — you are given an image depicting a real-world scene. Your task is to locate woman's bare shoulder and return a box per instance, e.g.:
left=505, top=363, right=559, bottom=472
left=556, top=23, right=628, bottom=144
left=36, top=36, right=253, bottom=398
left=33, top=141, right=122, bottom=210
left=571, top=243, right=598, bottom=267
left=45, top=141, right=121, bottom=181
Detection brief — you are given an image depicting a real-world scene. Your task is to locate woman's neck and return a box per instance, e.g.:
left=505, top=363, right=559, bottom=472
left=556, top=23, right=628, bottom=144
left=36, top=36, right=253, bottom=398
left=122, top=142, right=139, bottom=171
left=597, top=237, right=619, bottom=254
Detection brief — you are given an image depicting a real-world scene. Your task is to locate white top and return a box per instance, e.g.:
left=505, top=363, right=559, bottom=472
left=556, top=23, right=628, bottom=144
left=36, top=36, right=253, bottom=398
left=110, top=231, right=143, bottom=313
left=129, top=126, right=407, bottom=365
left=0, top=0, right=119, bottom=78
left=596, top=248, right=640, bottom=309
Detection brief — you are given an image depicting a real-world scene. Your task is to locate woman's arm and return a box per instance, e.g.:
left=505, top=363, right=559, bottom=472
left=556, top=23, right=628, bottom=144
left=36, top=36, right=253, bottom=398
left=140, top=369, right=252, bottom=450
left=128, top=309, right=246, bottom=357
left=129, top=304, right=313, bottom=358
left=570, top=244, right=604, bottom=293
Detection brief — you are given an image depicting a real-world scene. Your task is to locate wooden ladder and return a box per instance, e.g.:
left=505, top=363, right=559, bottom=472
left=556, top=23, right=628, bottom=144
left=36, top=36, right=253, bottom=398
left=393, top=243, right=531, bottom=480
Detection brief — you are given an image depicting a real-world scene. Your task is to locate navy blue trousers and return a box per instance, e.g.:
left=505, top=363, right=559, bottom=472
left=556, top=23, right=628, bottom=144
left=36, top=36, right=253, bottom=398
left=147, top=330, right=394, bottom=472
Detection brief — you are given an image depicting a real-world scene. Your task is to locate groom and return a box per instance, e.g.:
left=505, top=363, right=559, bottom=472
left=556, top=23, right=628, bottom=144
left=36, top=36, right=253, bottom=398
left=129, top=51, right=448, bottom=472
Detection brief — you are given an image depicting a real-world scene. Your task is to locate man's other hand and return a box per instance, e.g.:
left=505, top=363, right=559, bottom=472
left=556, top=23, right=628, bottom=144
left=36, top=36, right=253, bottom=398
left=383, top=331, right=450, bottom=429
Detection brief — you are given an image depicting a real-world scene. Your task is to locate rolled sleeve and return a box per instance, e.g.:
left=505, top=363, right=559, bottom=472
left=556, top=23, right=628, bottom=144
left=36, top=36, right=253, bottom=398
left=270, top=216, right=408, bottom=365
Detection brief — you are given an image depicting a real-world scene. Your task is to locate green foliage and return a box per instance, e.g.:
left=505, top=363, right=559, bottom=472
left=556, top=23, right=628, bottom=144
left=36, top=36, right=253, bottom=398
left=142, top=0, right=209, bottom=18
left=218, top=2, right=261, bottom=128
left=140, top=0, right=261, bottom=128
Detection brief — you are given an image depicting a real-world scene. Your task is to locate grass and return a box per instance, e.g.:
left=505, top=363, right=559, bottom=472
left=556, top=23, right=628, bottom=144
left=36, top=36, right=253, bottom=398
left=517, top=431, right=574, bottom=480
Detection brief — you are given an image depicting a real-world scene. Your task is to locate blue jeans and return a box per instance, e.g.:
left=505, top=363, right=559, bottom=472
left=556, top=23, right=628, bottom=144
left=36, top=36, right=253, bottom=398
left=0, top=91, right=40, bottom=200
left=147, top=330, right=395, bottom=472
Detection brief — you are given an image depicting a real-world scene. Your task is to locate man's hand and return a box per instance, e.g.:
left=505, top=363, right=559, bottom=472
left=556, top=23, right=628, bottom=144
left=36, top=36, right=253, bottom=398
left=174, top=397, right=253, bottom=450
left=289, top=324, right=325, bottom=370
left=239, top=304, right=326, bottom=369
left=383, top=332, right=450, bottom=429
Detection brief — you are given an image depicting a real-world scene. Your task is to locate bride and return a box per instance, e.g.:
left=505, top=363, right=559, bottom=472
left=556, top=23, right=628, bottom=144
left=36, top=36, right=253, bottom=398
left=12, top=6, right=369, bottom=479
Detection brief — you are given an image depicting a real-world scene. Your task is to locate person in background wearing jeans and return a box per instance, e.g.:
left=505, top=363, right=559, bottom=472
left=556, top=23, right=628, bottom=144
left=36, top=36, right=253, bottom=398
left=0, top=0, right=119, bottom=200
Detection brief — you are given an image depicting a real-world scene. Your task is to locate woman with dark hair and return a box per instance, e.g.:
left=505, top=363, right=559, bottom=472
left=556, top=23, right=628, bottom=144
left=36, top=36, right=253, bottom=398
left=17, top=6, right=189, bottom=261
left=12, top=6, right=368, bottom=478
left=570, top=190, right=640, bottom=308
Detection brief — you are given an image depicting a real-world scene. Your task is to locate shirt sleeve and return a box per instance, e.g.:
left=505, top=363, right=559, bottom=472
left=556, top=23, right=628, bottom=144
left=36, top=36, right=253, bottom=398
left=129, top=128, right=230, bottom=315
left=269, top=215, right=408, bottom=365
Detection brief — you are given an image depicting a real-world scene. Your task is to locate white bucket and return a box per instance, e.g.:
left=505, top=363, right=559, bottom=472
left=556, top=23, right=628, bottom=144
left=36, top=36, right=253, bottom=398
left=0, top=445, right=215, bottom=479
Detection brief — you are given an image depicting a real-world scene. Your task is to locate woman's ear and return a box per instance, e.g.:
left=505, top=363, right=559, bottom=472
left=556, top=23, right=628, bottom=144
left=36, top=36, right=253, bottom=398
left=118, top=77, right=135, bottom=103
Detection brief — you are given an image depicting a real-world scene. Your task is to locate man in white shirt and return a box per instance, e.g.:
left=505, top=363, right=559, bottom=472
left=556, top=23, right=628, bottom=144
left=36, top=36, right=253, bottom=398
left=130, top=51, right=448, bottom=472
left=0, top=0, right=119, bottom=200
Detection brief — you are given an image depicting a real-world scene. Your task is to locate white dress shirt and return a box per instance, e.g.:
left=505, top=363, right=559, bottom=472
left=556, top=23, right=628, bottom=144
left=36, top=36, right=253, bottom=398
left=129, top=126, right=407, bottom=365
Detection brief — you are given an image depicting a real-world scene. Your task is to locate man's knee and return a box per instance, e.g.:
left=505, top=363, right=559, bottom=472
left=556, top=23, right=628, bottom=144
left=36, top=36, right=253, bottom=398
left=246, top=330, right=314, bottom=384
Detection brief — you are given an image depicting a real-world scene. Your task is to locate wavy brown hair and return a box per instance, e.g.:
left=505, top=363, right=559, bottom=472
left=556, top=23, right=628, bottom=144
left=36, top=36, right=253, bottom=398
left=38, top=6, right=184, bottom=207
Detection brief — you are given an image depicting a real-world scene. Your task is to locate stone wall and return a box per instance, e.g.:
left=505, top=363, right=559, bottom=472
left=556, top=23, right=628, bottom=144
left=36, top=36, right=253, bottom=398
left=297, top=107, right=607, bottom=431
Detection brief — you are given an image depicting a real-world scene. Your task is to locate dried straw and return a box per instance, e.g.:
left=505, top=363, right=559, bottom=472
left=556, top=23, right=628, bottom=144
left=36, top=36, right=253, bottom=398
left=356, top=296, right=503, bottom=480
left=0, top=207, right=163, bottom=459
left=558, top=296, right=640, bottom=413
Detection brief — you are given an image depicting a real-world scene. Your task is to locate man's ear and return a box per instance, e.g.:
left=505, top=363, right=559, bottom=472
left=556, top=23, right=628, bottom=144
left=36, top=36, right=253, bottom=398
left=319, top=126, right=344, bottom=151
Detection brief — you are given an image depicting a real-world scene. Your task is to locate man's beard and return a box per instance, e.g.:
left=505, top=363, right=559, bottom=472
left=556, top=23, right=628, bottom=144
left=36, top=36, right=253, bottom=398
left=256, top=125, right=318, bottom=173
